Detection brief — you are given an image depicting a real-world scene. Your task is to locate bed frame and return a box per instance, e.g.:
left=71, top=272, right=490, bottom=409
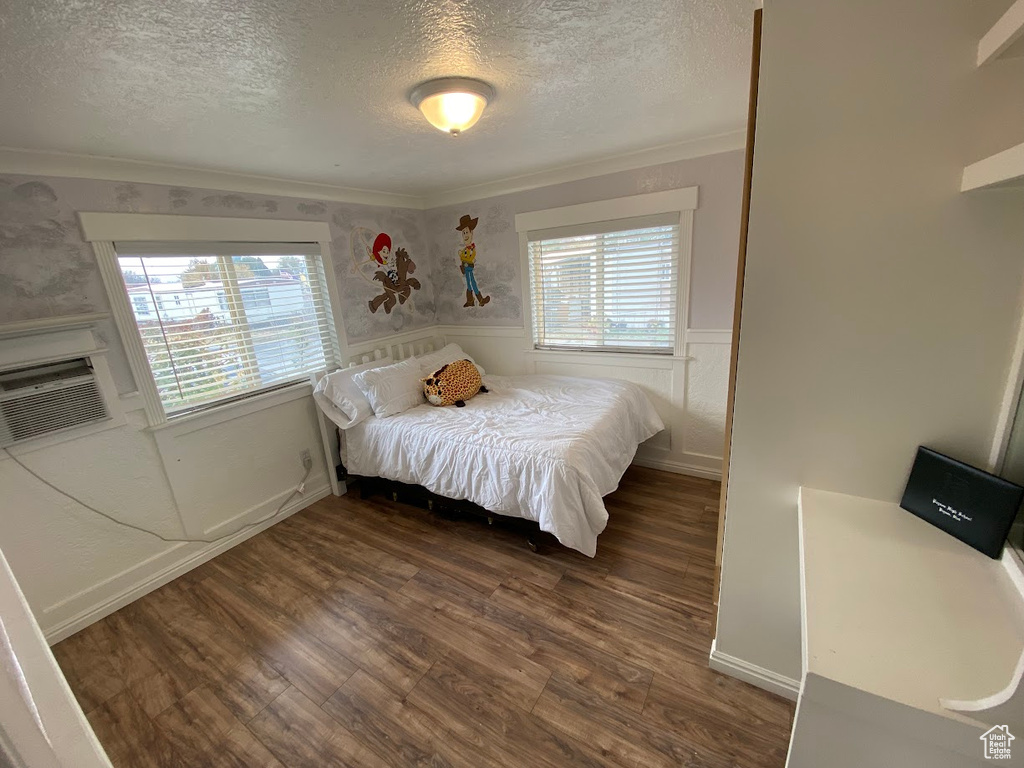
left=311, top=332, right=445, bottom=497
left=310, top=332, right=544, bottom=552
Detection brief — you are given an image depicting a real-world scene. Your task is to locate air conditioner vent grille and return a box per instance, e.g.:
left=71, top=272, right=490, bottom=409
left=0, top=361, right=110, bottom=446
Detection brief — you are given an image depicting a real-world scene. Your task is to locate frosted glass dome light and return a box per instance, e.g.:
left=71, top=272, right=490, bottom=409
left=410, top=78, right=494, bottom=136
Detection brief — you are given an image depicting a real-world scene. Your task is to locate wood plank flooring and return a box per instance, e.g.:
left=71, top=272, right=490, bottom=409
left=53, top=466, right=794, bottom=768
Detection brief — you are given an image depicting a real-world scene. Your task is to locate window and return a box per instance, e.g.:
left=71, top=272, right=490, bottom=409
left=240, top=286, right=272, bottom=310
left=526, top=213, right=681, bottom=353
left=114, top=243, right=339, bottom=416
left=131, top=295, right=151, bottom=316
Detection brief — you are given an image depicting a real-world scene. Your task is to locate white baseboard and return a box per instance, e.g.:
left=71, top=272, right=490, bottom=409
left=632, top=453, right=723, bottom=481
left=709, top=639, right=801, bottom=701
left=437, top=324, right=526, bottom=338
left=43, top=485, right=331, bottom=644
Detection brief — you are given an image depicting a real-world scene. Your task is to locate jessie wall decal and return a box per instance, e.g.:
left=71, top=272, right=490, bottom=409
left=350, top=228, right=421, bottom=314
left=456, top=214, right=490, bottom=308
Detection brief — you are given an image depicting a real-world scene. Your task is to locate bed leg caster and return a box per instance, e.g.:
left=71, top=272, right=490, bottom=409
left=527, top=536, right=539, bottom=553
left=487, top=515, right=494, bottom=525
left=391, top=491, right=398, bottom=502
left=427, top=499, right=434, bottom=512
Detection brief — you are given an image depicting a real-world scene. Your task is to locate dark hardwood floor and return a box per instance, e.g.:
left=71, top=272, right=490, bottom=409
left=53, top=466, right=795, bottom=768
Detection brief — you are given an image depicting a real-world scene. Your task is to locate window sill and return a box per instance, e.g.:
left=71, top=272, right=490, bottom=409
left=146, top=380, right=313, bottom=436
left=525, top=348, right=693, bottom=367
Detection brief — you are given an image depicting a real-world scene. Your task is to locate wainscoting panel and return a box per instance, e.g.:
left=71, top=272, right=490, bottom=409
left=683, top=332, right=732, bottom=460
left=153, top=387, right=329, bottom=539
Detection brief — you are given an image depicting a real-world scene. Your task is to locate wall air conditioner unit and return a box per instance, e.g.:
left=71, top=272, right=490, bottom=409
left=0, top=317, right=124, bottom=450
left=0, top=358, right=111, bottom=446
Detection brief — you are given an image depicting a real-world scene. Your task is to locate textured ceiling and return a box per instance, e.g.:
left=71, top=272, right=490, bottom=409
left=0, top=0, right=757, bottom=196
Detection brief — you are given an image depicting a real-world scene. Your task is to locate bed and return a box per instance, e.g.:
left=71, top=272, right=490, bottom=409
left=312, top=339, right=664, bottom=557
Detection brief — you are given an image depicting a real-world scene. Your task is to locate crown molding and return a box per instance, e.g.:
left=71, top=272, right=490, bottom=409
left=0, top=129, right=746, bottom=212
left=0, top=147, right=424, bottom=209
left=420, top=129, right=746, bottom=208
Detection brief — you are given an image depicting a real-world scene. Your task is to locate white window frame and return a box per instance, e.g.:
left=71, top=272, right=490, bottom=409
left=514, top=187, right=697, bottom=360
left=79, top=212, right=347, bottom=427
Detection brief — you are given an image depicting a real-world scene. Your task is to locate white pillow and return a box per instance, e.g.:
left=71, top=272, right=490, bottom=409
left=313, top=355, right=393, bottom=429
left=416, top=342, right=485, bottom=376
left=353, top=356, right=425, bottom=418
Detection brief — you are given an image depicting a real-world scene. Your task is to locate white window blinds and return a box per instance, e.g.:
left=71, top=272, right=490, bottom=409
left=115, top=242, right=339, bottom=415
left=527, top=213, right=680, bottom=353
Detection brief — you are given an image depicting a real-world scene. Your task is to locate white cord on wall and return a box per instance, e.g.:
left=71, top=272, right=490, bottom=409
left=2, top=448, right=313, bottom=546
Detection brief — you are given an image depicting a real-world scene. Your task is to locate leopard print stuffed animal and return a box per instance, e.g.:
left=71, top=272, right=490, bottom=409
left=421, top=359, right=487, bottom=407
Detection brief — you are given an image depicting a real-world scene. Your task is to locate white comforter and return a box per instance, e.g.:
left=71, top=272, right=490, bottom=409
left=341, top=374, right=664, bottom=556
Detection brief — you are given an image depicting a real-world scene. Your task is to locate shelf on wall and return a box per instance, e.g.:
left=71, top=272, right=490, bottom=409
left=978, top=0, right=1024, bottom=66
left=961, top=141, right=1024, bottom=191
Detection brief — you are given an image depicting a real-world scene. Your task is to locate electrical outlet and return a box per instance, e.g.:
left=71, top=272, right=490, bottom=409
left=300, top=449, right=313, bottom=470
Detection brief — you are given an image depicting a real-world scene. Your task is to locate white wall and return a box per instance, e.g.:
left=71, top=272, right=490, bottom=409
left=717, top=0, right=1024, bottom=685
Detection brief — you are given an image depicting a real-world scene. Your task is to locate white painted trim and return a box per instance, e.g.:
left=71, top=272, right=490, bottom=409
left=147, top=380, right=314, bottom=435
left=977, top=0, right=1024, bottom=67
left=631, top=454, right=723, bottom=481
left=317, top=239, right=349, bottom=364
left=0, top=328, right=99, bottom=371
left=425, top=131, right=744, bottom=207
left=0, top=147, right=421, bottom=209
left=435, top=324, right=526, bottom=338
left=527, top=349, right=682, bottom=369
left=0, top=313, right=110, bottom=339
left=988, top=287, right=1024, bottom=471
left=1, top=132, right=745, bottom=211
left=709, top=639, right=801, bottom=701
left=519, top=231, right=536, bottom=357
left=118, top=391, right=145, bottom=412
left=78, top=212, right=331, bottom=243
left=685, top=329, right=732, bottom=345
left=677, top=209, right=694, bottom=347
left=514, top=187, right=698, bottom=233
left=43, top=485, right=331, bottom=644
left=92, top=240, right=166, bottom=424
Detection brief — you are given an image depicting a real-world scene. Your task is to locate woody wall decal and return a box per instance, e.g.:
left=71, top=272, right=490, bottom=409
left=456, top=214, right=490, bottom=308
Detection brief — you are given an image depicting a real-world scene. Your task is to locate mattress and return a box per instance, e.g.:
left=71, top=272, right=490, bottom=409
left=341, top=374, right=664, bottom=556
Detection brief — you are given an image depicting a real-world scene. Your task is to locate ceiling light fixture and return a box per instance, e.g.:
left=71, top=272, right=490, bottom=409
left=410, top=77, right=494, bottom=136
